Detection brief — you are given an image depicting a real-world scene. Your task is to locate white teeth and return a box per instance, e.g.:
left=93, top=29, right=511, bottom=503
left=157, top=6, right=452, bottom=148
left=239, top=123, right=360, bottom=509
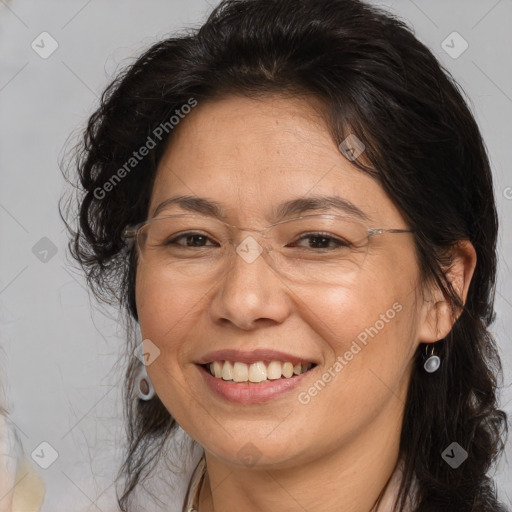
left=213, top=361, right=223, bottom=378
left=221, top=361, right=234, bottom=380
left=282, top=362, right=294, bottom=378
left=267, top=361, right=282, bottom=380
left=248, top=362, right=267, bottom=382
left=232, top=362, right=249, bottom=382
left=206, top=360, right=314, bottom=383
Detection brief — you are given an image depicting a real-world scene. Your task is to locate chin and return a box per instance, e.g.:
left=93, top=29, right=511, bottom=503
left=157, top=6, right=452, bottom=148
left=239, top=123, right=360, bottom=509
left=204, top=435, right=309, bottom=471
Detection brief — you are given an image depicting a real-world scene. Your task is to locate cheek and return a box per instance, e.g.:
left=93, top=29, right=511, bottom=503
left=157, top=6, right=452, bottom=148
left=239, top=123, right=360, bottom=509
left=294, top=288, right=417, bottom=432
left=134, top=268, right=208, bottom=418
left=299, top=255, right=420, bottom=374
left=135, top=268, right=201, bottom=358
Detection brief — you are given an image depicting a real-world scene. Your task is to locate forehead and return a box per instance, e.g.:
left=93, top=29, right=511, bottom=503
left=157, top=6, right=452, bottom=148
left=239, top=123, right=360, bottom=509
left=149, top=94, right=403, bottom=226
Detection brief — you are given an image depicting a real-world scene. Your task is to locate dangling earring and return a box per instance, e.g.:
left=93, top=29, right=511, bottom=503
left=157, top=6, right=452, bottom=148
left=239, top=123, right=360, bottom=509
left=423, top=343, right=441, bottom=373
left=136, top=365, right=155, bottom=400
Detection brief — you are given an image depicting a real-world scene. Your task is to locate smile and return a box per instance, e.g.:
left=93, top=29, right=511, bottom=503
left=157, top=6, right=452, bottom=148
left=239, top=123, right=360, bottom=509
left=197, top=361, right=318, bottom=404
left=202, top=360, right=316, bottom=383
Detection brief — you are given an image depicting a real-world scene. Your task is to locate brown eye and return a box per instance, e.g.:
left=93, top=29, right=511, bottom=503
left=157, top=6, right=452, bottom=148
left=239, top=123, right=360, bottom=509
left=288, top=233, right=350, bottom=250
left=166, top=232, right=218, bottom=247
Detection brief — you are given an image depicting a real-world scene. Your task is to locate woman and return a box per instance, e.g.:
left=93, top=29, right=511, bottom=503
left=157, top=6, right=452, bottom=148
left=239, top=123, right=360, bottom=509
left=62, top=0, right=509, bottom=510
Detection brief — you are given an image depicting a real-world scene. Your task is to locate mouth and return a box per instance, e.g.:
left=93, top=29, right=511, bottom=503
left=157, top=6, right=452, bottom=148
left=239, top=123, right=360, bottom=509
left=199, top=360, right=317, bottom=384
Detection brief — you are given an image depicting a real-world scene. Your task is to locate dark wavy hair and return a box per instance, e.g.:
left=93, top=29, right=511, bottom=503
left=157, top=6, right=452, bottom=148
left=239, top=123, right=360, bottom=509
left=60, top=0, right=510, bottom=510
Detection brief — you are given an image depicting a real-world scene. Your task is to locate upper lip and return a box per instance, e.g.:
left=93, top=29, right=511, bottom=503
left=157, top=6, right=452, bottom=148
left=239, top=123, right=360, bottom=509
left=195, top=349, right=318, bottom=366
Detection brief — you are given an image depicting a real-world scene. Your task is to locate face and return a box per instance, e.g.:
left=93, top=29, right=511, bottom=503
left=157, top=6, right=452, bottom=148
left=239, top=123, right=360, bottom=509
left=135, top=94, right=429, bottom=470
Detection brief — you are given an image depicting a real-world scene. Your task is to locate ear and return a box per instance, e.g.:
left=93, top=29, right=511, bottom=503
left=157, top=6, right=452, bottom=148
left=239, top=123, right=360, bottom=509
left=418, top=240, right=477, bottom=343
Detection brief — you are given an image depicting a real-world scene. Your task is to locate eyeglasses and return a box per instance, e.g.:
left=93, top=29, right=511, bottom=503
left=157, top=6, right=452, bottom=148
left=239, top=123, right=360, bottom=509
left=122, top=213, right=414, bottom=286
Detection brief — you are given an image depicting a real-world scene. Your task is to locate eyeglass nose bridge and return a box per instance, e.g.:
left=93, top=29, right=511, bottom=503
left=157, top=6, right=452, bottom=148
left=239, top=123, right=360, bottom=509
left=226, top=222, right=278, bottom=265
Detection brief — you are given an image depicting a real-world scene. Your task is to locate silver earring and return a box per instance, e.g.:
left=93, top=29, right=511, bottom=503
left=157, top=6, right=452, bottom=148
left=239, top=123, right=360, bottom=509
left=136, top=365, right=155, bottom=400
left=423, top=344, right=441, bottom=373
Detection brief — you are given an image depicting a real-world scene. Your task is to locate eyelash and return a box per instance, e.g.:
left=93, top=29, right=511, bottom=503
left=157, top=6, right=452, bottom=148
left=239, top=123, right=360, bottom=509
left=166, top=231, right=350, bottom=249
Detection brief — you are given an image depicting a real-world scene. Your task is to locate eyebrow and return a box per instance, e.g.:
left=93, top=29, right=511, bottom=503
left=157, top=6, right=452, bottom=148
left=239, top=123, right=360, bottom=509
left=151, top=194, right=370, bottom=222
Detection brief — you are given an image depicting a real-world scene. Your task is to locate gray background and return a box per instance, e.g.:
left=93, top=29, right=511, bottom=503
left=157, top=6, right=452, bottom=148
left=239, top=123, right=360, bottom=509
left=1, top=1, right=511, bottom=510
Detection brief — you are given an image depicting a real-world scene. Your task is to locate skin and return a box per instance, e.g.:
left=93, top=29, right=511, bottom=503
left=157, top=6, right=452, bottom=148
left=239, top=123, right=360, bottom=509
left=135, top=94, right=477, bottom=512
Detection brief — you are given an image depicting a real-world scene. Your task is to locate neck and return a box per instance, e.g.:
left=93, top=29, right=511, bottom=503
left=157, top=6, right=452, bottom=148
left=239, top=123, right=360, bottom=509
left=196, top=408, right=404, bottom=512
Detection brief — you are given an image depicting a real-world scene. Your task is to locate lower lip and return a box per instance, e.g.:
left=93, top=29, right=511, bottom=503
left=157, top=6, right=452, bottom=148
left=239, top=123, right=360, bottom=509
left=197, top=364, right=316, bottom=404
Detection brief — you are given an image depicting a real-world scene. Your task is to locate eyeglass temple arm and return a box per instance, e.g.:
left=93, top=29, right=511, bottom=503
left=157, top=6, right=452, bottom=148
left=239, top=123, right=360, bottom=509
left=121, top=222, right=414, bottom=243
left=122, top=225, right=139, bottom=243
left=368, top=228, right=413, bottom=236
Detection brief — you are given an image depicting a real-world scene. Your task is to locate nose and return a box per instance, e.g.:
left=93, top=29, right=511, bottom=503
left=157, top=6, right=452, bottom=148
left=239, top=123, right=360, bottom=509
left=208, top=234, right=292, bottom=330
